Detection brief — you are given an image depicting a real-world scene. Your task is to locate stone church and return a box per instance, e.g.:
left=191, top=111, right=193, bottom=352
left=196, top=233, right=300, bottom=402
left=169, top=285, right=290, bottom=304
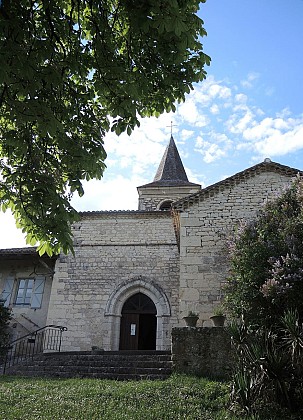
left=0, top=137, right=300, bottom=352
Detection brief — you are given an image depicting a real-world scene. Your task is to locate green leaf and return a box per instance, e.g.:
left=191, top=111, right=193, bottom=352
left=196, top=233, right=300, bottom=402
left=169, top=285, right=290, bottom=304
left=0, top=0, right=210, bottom=255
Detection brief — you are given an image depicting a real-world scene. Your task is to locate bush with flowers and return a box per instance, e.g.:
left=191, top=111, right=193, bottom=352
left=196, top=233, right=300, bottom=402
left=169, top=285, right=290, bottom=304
left=225, top=175, right=303, bottom=328
left=224, top=176, right=303, bottom=417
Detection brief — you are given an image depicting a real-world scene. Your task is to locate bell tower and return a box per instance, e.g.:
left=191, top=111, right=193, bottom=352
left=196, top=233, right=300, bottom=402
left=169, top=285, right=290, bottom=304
left=137, top=136, right=201, bottom=211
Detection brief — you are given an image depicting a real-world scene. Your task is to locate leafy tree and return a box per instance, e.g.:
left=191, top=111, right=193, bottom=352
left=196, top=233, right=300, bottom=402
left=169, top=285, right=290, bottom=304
left=225, top=176, right=303, bottom=328
left=0, top=0, right=210, bottom=255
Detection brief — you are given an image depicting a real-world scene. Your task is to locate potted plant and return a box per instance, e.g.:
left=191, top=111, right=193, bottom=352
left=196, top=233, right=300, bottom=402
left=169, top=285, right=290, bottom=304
left=183, top=311, right=199, bottom=327
left=210, top=305, right=226, bottom=327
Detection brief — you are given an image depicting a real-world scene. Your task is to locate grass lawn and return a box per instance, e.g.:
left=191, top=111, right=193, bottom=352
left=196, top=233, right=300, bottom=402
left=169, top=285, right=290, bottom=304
left=0, top=374, right=235, bottom=420
left=1, top=374, right=302, bottom=420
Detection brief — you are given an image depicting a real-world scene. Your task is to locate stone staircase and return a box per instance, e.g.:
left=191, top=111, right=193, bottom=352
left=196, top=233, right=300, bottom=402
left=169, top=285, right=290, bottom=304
left=3, top=350, right=173, bottom=380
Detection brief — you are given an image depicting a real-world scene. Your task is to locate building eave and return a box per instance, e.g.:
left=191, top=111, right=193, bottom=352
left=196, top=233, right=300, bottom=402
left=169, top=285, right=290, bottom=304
left=0, top=247, right=58, bottom=261
left=172, top=160, right=302, bottom=211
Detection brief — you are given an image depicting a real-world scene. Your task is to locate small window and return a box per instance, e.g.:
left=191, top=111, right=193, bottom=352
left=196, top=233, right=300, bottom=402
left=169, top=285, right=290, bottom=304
left=15, top=279, right=34, bottom=305
left=159, top=200, right=173, bottom=211
left=1, top=276, right=45, bottom=308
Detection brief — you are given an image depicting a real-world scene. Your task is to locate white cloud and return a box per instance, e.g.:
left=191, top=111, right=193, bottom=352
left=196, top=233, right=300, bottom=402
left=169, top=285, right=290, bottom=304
left=276, top=108, right=292, bottom=118
left=190, top=90, right=211, bottom=106
left=194, top=135, right=227, bottom=163
left=104, top=121, right=167, bottom=171
left=243, top=117, right=291, bottom=141
left=226, top=106, right=255, bottom=134
left=71, top=175, right=143, bottom=212
left=188, top=75, right=232, bottom=106
left=254, top=124, right=303, bottom=157
left=235, top=93, right=247, bottom=103
left=180, top=129, right=195, bottom=141
left=184, top=167, right=206, bottom=187
left=208, top=83, right=231, bottom=99
left=210, top=104, right=220, bottom=114
left=195, top=142, right=226, bottom=163
left=177, top=99, right=201, bottom=124
left=241, top=72, right=260, bottom=88
left=235, top=110, right=255, bottom=133
left=231, top=107, right=303, bottom=159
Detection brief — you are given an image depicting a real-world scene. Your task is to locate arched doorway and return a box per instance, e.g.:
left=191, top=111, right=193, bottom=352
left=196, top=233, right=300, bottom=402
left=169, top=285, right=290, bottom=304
left=119, top=292, right=157, bottom=350
left=104, top=277, right=171, bottom=351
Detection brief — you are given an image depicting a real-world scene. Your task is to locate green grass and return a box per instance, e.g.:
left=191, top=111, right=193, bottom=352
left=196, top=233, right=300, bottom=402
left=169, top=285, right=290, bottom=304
left=0, top=374, right=234, bottom=420
left=1, top=374, right=300, bottom=420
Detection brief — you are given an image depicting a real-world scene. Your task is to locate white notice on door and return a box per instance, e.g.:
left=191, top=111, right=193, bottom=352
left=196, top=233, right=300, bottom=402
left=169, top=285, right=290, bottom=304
left=130, top=324, right=136, bottom=336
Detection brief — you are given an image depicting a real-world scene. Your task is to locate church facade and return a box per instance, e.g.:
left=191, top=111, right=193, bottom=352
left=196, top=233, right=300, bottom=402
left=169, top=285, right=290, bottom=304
left=0, top=137, right=300, bottom=352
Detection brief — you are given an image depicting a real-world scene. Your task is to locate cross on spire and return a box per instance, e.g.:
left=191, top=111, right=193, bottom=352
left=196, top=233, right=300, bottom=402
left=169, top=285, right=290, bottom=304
left=166, top=120, right=177, bottom=136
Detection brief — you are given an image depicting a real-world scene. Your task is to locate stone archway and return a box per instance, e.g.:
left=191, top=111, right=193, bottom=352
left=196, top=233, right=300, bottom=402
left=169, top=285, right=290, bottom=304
left=157, top=199, right=173, bottom=211
left=104, top=277, right=171, bottom=351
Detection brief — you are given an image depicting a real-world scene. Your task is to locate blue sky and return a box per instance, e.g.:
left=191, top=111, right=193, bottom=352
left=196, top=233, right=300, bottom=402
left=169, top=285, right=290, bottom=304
left=1, top=0, right=303, bottom=248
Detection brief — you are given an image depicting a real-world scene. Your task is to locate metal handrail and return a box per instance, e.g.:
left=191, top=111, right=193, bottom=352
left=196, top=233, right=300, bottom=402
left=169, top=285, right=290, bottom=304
left=8, top=325, right=67, bottom=345
left=2, top=325, right=67, bottom=374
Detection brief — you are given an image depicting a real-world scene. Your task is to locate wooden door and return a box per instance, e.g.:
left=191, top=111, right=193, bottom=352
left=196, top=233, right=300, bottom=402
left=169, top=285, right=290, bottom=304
left=119, top=313, right=139, bottom=350
left=119, top=293, right=157, bottom=351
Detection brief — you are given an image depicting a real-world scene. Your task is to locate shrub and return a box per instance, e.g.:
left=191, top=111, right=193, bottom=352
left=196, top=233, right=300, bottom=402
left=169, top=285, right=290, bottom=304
left=229, top=311, right=303, bottom=416
left=0, top=299, right=11, bottom=357
left=224, top=177, right=303, bottom=416
left=225, top=176, right=303, bottom=328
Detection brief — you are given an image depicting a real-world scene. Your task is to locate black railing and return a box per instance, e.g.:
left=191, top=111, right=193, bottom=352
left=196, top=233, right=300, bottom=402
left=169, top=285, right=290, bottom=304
left=2, top=325, right=67, bottom=373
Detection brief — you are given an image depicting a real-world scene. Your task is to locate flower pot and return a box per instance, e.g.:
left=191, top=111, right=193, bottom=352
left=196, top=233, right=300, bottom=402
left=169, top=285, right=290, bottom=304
left=210, top=315, right=226, bottom=327
left=183, top=316, right=199, bottom=327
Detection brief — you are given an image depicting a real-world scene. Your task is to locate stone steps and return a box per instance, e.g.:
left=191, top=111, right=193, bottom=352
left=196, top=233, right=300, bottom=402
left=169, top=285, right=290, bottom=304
left=3, top=351, right=173, bottom=380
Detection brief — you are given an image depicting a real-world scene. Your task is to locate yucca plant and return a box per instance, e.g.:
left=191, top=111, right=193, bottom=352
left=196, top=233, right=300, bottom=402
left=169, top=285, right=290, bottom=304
left=229, top=311, right=303, bottom=415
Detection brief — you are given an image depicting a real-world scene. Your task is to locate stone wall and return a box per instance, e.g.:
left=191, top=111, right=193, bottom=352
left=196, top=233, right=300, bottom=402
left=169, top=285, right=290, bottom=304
left=46, top=211, right=180, bottom=352
left=137, top=185, right=201, bottom=211
left=178, top=170, right=295, bottom=323
left=172, top=327, right=234, bottom=379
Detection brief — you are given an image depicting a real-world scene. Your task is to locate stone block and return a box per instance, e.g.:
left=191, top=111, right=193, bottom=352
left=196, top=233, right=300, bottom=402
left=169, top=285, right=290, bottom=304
left=172, top=327, right=234, bottom=379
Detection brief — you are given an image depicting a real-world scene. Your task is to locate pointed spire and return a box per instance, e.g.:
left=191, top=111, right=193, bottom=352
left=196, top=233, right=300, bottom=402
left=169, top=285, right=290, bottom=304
left=153, top=135, right=189, bottom=183
left=137, top=135, right=201, bottom=210
left=137, top=135, right=200, bottom=189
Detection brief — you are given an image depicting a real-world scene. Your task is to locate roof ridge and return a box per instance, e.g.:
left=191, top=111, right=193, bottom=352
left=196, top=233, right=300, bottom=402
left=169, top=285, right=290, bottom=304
left=172, top=160, right=302, bottom=210
left=79, top=210, right=173, bottom=216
